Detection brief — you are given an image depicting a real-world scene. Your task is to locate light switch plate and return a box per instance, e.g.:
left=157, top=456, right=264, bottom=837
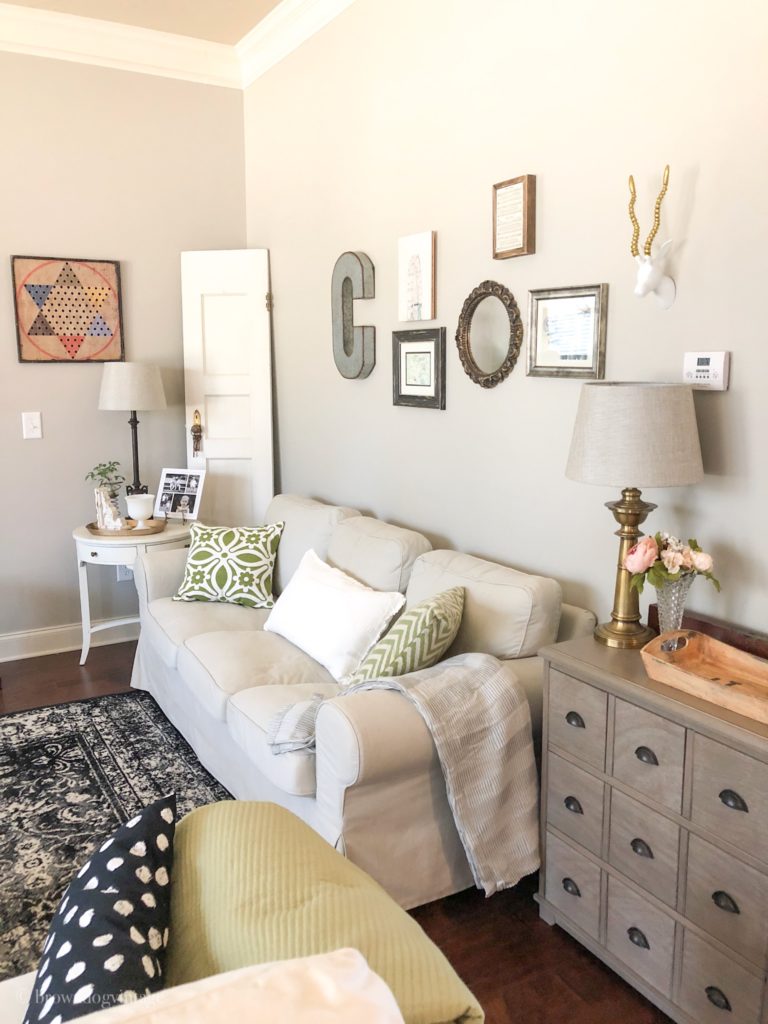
left=22, top=411, right=42, bottom=439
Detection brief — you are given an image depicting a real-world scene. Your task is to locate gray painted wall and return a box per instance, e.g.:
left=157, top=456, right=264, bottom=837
left=0, top=52, right=246, bottom=636
left=242, top=0, right=768, bottom=631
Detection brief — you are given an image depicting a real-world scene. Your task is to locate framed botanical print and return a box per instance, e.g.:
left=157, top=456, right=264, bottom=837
left=392, top=328, right=446, bottom=409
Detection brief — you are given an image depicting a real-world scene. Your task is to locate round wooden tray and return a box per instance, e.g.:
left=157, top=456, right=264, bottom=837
left=85, top=519, right=166, bottom=538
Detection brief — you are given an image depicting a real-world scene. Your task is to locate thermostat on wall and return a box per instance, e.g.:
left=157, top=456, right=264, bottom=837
left=683, top=351, right=730, bottom=390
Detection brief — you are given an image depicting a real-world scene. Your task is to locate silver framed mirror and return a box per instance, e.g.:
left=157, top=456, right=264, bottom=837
left=455, top=280, right=524, bottom=388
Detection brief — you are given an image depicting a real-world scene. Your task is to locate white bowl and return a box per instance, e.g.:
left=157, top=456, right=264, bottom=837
left=125, top=493, right=155, bottom=529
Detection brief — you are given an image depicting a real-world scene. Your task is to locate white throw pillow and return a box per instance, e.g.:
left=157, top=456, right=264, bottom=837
left=264, top=550, right=405, bottom=681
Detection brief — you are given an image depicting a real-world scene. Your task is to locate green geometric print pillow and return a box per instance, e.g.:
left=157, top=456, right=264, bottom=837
left=348, top=586, right=464, bottom=684
left=173, top=522, right=284, bottom=609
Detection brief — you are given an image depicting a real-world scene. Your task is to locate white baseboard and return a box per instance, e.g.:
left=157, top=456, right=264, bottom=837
left=0, top=619, right=140, bottom=663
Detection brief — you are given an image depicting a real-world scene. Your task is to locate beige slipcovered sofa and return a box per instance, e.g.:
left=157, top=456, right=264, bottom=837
left=131, top=495, right=595, bottom=908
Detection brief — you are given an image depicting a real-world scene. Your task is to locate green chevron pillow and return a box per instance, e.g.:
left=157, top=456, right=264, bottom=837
left=174, top=521, right=284, bottom=609
left=348, top=586, right=464, bottom=684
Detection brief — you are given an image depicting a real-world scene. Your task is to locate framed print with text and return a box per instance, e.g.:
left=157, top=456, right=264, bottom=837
left=493, top=175, right=536, bottom=259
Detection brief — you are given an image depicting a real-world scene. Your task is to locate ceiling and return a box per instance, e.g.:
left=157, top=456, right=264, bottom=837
left=3, top=0, right=283, bottom=44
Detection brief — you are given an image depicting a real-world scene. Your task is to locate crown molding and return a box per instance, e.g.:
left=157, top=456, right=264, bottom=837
left=0, top=0, right=358, bottom=89
left=237, top=0, right=357, bottom=87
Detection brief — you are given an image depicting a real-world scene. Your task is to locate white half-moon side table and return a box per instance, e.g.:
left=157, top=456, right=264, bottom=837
left=73, top=522, right=191, bottom=665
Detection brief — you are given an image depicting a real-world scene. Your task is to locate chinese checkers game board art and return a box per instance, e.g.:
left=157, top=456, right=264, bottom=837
left=12, top=256, right=125, bottom=363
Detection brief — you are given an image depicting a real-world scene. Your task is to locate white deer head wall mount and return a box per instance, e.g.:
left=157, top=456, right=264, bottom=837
left=628, top=165, right=676, bottom=310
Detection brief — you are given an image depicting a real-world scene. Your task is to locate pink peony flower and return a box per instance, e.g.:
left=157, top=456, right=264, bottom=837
left=680, top=546, right=695, bottom=570
left=661, top=549, right=684, bottom=574
left=624, top=536, right=658, bottom=574
left=691, top=549, right=714, bottom=573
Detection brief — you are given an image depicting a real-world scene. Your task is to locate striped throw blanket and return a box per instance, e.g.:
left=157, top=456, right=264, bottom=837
left=267, top=653, right=540, bottom=895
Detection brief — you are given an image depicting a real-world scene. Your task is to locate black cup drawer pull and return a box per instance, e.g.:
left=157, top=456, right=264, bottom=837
left=565, top=710, right=585, bottom=729
left=630, top=837, right=654, bottom=859
left=634, top=745, right=659, bottom=766
left=712, top=890, right=740, bottom=915
left=705, top=986, right=732, bottom=1012
left=562, top=877, right=581, bottom=897
left=719, top=789, right=749, bottom=813
left=627, top=926, right=650, bottom=950
left=90, top=551, right=99, bottom=558
left=563, top=796, right=584, bottom=815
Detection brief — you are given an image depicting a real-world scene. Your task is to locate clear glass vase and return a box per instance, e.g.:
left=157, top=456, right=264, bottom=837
left=655, top=573, right=696, bottom=634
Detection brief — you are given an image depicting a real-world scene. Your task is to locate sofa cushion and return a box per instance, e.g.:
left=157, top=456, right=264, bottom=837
left=348, top=587, right=465, bottom=684
left=81, top=951, right=405, bottom=1024
left=226, top=684, right=340, bottom=796
left=264, top=550, right=405, bottom=681
left=174, top=522, right=283, bottom=609
left=327, top=516, right=432, bottom=593
left=144, top=599, right=268, bottom=669
left=165, top=802, right=483, bottom=1022
left=177, top=631, right=336, bottom=722
left=264, top=494, right=360, bottom=595
left=23, top=795, right=176, bottom=1023
left=405, top=549, right=562, bottom=659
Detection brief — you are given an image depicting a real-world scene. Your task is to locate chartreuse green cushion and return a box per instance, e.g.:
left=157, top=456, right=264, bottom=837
left=173, top=522, right=284, bottom=608
left=349, top=586, right=465, bottom=684
left=167, top=802, right=483, bottom=1024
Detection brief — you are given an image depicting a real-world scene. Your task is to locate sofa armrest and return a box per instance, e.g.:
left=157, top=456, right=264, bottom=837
left=133, top=548, right=188, bottom=608
left=558, top=602, right=597, bottom=641
left=315, top=690, right=437, bottom=790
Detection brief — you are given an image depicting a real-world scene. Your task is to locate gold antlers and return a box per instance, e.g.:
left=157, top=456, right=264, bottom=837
left=628, top=165, right=670, bottom=257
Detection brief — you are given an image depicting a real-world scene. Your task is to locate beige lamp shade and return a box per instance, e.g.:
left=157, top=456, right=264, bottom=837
left=566, top=382, right=703, bottom=488
left=98, top=362, right=166, bottom=412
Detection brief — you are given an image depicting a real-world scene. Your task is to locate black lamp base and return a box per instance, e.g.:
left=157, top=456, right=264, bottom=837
left=126, top=410, right=146, bottom=495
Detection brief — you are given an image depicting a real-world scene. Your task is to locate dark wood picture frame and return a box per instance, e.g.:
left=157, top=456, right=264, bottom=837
left=493, top=174, right=536, bottom=259
left=12, top=255, right=125, bottom=363
left=392, top=328, right=446, bottom=409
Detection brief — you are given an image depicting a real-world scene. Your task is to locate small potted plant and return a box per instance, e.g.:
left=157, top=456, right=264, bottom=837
left=86, top=461, right=126, bottom=530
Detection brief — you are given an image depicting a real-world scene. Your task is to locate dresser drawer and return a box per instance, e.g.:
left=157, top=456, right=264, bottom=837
left=691, top=734, right=768, bottom=858
left=76, top=541, right=137, bottom=566
left=548, top=670, right=607, bottom=770
left=606, top=875, right=675, bottom=998
left=678, top=930, right=763, bottom=1024
left=547, top=753, right=604, bottom=856
left=612, top=700, right=685, bottom=812
left=685, top=834, right=768, bottom=966
left=544, top=832, right=601, bottom=940
left=608, top=789, right=679, bottom=907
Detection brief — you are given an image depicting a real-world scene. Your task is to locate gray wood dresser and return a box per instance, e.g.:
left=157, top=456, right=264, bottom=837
left=536, top=636, right=768, bottom=1024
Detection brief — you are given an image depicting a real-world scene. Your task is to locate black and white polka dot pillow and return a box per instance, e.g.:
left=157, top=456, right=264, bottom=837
left=24, top=794, right=177, bottom=1023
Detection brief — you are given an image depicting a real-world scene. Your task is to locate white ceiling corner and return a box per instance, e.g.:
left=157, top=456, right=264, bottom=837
left=0, top=0, right=358, bottom=89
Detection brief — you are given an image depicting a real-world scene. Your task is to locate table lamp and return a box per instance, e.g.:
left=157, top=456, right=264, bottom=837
left=98, top=362, right=166, bottom=494
left=566, top=382, right=703, bottom=649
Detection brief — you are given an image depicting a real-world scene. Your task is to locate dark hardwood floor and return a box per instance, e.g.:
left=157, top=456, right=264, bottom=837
left=0, top=641, right=671, bottom=1023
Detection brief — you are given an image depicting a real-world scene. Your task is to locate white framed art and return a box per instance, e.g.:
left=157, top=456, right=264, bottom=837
left=397, top=231, right=436, bottom=322
left=154, top=467, right=206, bottom=520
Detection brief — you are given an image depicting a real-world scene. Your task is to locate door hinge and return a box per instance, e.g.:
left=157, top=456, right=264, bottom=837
left=265, top=292, right=273, bottom=312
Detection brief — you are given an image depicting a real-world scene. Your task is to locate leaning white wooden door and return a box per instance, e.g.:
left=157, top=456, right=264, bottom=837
left=181, top=249, right=274, bottom=526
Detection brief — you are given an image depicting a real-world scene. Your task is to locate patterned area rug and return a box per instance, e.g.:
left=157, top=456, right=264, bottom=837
left=0, top=691, right=230, bottom=980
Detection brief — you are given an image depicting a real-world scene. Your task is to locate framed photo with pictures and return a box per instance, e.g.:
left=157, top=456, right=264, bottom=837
left=527, top=284, right=608, bottom=379
left=154, top=468, right=206, bottom=520
left=392, top=328, right=446, bottom=409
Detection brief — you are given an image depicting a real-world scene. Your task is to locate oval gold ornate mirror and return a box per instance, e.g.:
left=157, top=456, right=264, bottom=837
left=455, top=280, right=523, bottom=388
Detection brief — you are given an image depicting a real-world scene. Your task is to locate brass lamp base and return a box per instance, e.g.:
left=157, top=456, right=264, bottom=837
left=595, top=487, right=657, bottom=650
